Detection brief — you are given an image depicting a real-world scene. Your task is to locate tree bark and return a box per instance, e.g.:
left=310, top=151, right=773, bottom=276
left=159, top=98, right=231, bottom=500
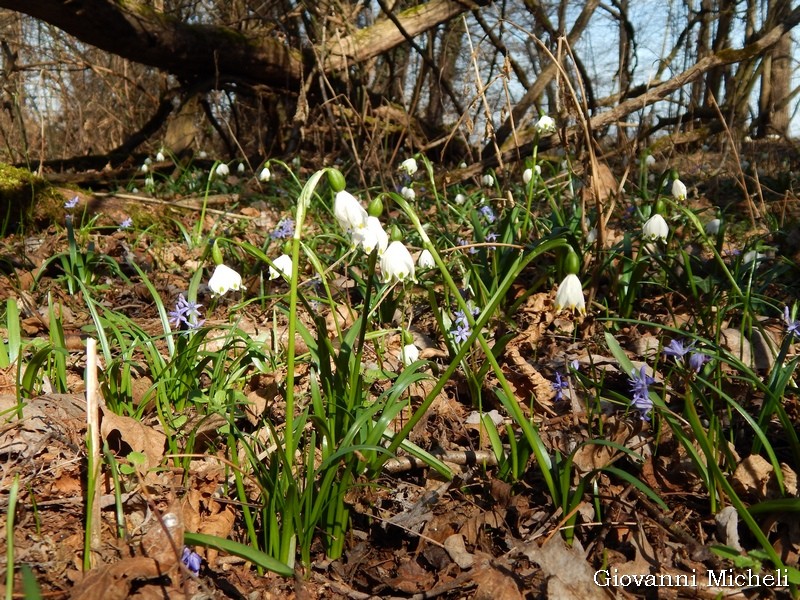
left=0, top=0, right=484, bottom=89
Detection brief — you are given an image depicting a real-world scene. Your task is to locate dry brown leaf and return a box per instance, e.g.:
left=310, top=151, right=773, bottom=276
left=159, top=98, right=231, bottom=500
left=101, top=407, right=166, bottom=470
left=732, top=454, right=774, bottom=499
left=518, top=536, right=610, bottom=600
left=70, top=557, right=166, bottom=600
left=472, top=562, right=523, bottom=600
left=443, top=533, right=474, bottom=569
left=572, top=416, right=643, bottom=474
left=200, top=506, right=235, bottom=565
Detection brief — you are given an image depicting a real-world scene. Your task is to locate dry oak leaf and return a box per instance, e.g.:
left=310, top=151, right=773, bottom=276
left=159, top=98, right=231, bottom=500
left=70, top=557, right=167, bottom=600
left=101, top=406, right=166, bottom=470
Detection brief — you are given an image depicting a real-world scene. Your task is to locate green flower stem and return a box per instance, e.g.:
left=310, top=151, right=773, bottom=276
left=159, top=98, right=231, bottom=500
left=285, top=168, right=327, bottom=460
left=390, top=193, right=567, bottom=501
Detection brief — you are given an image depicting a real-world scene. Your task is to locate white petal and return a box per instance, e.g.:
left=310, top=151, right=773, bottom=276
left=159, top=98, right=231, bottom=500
left=554, top=274, right=585, bottom=314
left=671, top=179, right=687, bottom=200
left=269, top=254, right=293, bottom=280
left=334, top=190, right=368, bottom=233
left=208, top=264, right=242, bottom=296
left=399, top=158, right=418, bottom=175
left=642, top=214, right=669, bottom=241
left=417, top=249, right=435, bottom=268
left=400, top=343, right=420, bottom=366
left=380, top=241, right=416, bottom=283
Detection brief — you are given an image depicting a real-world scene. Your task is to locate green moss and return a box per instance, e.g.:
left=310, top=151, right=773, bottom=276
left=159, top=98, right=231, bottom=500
left=0, top=163, right=53, bottom=234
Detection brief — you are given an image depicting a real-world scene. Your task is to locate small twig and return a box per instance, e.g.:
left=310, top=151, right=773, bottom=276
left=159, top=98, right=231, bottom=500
left=85, top=339, right=102, bottom=566
left=383, top=450, right=498, bottom=473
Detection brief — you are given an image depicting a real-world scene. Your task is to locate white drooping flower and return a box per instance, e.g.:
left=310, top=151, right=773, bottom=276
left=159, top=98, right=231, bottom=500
left=671, top=178, right=687, bottom=200
left=454, top=193, right=466, bottom=205
left=742, top=250, right=765, bottom=265
left=380, top=241, right=416, bottom=283
left=198, top=150, right=208, bottom=159
left=208, top=264, right=242, bottom=296
left=417, top=249, right=435, bottom=269
left=259, top=166, right=271, bottom=182
left=237, top=162, right=246, bottom=174
left=399, top=158, right=418, bottom=175
left=642, top=214, right=669, bottom=241
left=268, top=254, right=293, bottom=280
left=644, top=154, right=656, bottom=166
left=334, top=190, right=368, bottom=233
left=401, top=186, right=416, bottom=201
left=554, top=274, right=585, bottom=314
left=481, top=174, right=494, bottom=187
left=352, top=216, right=388, bottom=255
left=535, top=114, right=556, bottom=134
left=400, top=343, right=420, bottom=366
left=705, top=218, right=721, bottom=235
left=523, top=168, right=533, bottom=184
left=215, top=163, right=230, bottom=178
left=156, top=148, right=166, bottom=162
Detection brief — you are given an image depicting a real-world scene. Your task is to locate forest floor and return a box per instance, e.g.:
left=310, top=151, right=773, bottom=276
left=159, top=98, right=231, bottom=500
left=1, top=141, right=800, bottom=600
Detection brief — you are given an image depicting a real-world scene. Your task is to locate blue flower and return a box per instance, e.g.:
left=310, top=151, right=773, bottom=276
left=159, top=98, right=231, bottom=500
left=479, top=205, right=496, bottom=223
left=688, top=352, right=709, bottom=373
left=454, top=309, right=467, bottom=326
left=270, top=217, right=295, bottom=240
left=181, top=546, right=202, bottom=575
left=169, top=295, right=204, bottom=329
left=118, top=217, right=133, bottom=230
left=629, top=366, right=655, bottom=420
left=64, top=196, right=79, bottom=209
left=784, top=306, right=800, bottom=338
left=451, top=322, right=471, bottom=344
left=552, top=371, right=568, bottom=401
left=663, top=339, right=693, bottom=361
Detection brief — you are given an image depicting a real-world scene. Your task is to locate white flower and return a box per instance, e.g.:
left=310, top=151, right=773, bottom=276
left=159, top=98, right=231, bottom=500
left=208, top=264, right=242, bottom=296
left=215, top=163, right=230, bottom=178
left=523, top=168, right=533, bottom=184
left=671, top=179, right=687, bottom=200
left=554, top=274, right=585, bottom=314
left=352, top=216, right=388, bottom=255
left=642, top=214, right=669, bottom=241
left=401, top=186, right=416, bottom=201
left=705, top=218, right=721, bottom=235
left=743, top=250, right=765, bottom=265
left=400, top=343, right=420, bottom=366
left=141, top=162, right=150, bottom=173
left=454, top=193, right=466, bottom=205
left=259, top=166, right=271, bottom=182
left=399, top=158, right=418, bottom=175
left=198, top=150, right=208, bottom=159
left=535, top=114, right=556, bottom=134
left=156, top=149, right=166, bottom=162
left=269, top=254, right=293, bottom=280
left=334, top=190, right=368, bottom=233
left=481, top=174, right=494, bottom=187
left=417, top=249, right=435, bottom=269
left=237, top=162, right=246, bottom=174
left=380, top=241, right=416, bottom=283
left=586, top=228, right=597, bottom=244
left=645, top=154, right=656, bottom=166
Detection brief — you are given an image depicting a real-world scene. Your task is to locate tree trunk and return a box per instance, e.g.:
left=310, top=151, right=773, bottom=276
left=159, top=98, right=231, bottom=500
left=0, top=0, right=486, bottom=89
left=756, top=0, right=792, bottom=136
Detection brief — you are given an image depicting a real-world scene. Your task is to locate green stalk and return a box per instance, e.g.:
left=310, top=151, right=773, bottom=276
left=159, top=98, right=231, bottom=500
left=389, top=194, right=567, bottom=501
left=284, top=168, right=326, bottom=461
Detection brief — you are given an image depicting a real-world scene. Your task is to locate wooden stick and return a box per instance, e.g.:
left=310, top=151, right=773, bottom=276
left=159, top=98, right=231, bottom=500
left=85, top=339, right=102, bottom=565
